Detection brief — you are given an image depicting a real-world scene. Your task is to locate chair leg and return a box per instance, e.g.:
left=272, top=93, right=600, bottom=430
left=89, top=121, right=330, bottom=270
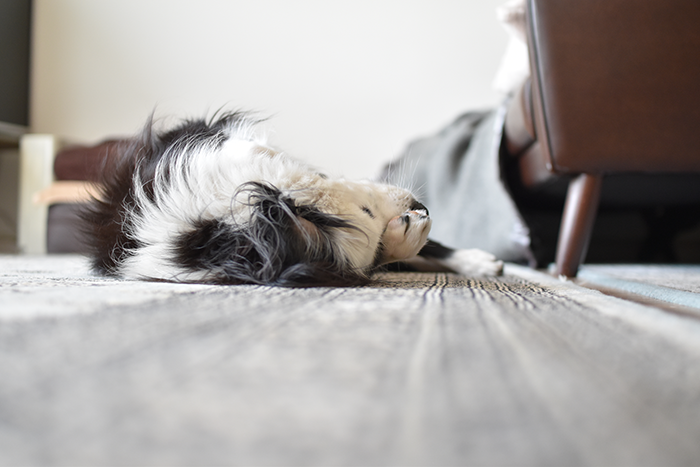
left=554, top=173, right=603, bottom=277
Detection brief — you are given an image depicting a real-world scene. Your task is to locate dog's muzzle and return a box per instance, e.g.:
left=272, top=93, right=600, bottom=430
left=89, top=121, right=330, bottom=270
left=409, top=200, right=429, bottom=216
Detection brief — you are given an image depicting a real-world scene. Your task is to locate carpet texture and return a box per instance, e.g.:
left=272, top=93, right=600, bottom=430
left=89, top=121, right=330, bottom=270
left=578, top=264, right=700, bottom=311
left=2, top=255, right=700, bottom=466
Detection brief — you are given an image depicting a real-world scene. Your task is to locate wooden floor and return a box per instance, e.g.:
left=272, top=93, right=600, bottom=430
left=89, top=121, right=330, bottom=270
left=1, top=256, right=700, bottom=466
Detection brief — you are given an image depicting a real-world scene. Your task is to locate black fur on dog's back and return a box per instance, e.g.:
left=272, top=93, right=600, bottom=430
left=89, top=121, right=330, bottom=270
left=79, top=136, right=142, bottom=277
left=80, top=113, right=374, bottom=287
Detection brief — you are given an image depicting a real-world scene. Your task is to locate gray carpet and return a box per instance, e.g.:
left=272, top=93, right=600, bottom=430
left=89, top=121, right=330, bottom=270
left=578, top=264, right=700, bottom=311
left=2, top=255, right=700, bottom=466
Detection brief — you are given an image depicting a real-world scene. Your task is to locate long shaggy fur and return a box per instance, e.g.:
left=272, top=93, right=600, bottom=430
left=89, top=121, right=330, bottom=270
left=81, top=112, right=436, bottom=287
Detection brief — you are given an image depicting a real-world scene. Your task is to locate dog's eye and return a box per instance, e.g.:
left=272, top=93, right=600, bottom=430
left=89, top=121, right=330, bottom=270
left=361, top=206, right=375, bottom=219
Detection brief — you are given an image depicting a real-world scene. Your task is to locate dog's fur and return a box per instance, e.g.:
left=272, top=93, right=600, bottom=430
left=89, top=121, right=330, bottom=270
left=82, top=112, right=503, bottom=287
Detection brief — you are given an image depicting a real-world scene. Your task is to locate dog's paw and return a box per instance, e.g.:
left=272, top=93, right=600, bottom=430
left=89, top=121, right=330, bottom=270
left=447, top=249, right=504, bottom=277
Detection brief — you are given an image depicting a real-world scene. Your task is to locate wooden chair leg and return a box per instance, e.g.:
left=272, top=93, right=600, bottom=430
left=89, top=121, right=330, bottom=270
left=554, top=173, right=603, bottom=277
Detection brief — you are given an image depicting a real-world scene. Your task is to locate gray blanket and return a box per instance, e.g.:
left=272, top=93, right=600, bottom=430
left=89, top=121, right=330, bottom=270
left=381, top=107, right=534, bottom=264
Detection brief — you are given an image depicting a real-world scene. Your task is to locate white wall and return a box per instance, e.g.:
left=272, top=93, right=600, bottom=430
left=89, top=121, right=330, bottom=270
left=31, top=0, right=508, bottom=180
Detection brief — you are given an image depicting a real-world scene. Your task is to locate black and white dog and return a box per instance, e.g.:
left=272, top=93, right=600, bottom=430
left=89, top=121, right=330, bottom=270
left=83, top=112, right=503, bottom=286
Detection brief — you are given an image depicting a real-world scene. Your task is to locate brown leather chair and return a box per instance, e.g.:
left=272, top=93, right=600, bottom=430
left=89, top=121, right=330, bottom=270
left=504, top=0, right=700, bottom=276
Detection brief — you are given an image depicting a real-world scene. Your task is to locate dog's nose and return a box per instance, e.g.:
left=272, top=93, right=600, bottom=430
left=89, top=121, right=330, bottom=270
left=409, top=200, right=429, bottom=216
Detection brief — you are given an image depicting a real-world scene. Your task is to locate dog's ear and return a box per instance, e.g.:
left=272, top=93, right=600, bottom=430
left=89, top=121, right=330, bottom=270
left=174, top=182, right=370, bottom=287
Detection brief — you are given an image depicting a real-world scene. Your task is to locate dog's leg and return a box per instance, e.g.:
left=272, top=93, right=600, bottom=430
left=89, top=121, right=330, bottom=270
left=408, top=239, right=504, bottom=276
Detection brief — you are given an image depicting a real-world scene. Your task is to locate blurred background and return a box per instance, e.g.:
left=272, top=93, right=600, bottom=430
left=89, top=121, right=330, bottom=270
left=30, top=0, right=509, bottom=179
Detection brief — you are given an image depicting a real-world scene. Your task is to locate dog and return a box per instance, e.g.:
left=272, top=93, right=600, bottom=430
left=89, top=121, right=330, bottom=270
left=82, top=112, right=503, bottom=286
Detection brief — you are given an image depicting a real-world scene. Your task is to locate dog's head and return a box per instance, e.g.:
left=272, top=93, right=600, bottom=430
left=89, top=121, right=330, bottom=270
left=172, top=176, right=431, bottom=287
left=290, top=177, right=432, bottom=270
left=87, top=112, right=431, bottom=287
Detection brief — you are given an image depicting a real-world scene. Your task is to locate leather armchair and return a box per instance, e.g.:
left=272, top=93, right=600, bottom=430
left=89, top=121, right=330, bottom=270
left=504, top=0, right=700, bottom=276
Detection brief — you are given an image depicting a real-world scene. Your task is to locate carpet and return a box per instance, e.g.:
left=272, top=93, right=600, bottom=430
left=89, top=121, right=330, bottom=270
left=578, top=264, right=700, bottom=312
left=2, top=255, right=700, bottom=466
